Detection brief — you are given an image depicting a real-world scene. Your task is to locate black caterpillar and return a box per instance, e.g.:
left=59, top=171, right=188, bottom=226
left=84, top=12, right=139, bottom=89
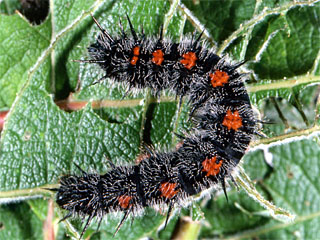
left=54, top=15, right=258, bottom=238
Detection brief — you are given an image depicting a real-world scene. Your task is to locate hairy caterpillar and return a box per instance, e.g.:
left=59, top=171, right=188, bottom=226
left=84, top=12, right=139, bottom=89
left=54, top=15, right=258, bottom=238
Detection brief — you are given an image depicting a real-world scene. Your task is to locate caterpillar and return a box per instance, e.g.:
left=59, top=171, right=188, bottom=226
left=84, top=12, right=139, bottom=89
left=54, top=15, right=258, bottom=238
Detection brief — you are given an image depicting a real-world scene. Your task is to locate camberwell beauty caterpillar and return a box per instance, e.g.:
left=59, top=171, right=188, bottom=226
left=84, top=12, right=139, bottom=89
left=54, top=15, right=259, bottom=238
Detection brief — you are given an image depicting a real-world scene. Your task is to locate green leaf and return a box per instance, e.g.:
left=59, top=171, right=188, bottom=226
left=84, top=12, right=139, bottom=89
left=0, top=14, right=51, bottom=108
left=0, top=200, right=43, bottom=240
left=0, top=0, right=319, bottom=239
left=0, top=0, right=20, bottom=14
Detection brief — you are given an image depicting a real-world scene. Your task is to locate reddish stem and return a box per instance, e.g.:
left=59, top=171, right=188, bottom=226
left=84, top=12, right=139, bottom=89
left=0, top=111, right=8, bottom=131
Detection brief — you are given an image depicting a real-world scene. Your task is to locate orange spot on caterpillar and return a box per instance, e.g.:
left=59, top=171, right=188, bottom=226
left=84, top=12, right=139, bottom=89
left=133, top=46, right=140, bottom=56
left=130, top=56, right=139, bottom=65
left=180, top=52, right=197, bottom=70
left=210, top=70, right=229, bottom=87
left=130, top=46, right=140, bottom=65
left=152, top=49, right=164, bottom=65
left=222, top=110, right=243, bottom=131
left=160, top=182, right=179, bottom=199
left=118, top=195, right=132, bottom=209
left=202, top=156, right=223, bottom=177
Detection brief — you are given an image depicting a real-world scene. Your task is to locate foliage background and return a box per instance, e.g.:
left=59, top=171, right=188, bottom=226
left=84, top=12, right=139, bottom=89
left=0, top=0, right=319, bottom=239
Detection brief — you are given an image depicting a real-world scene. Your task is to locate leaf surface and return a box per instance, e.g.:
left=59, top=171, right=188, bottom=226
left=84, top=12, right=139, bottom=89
left=0, top=0, right=319, bottom=239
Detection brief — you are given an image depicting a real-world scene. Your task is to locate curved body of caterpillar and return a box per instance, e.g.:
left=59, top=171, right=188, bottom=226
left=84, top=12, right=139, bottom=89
left=55, top=15, right=258, bottom=238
